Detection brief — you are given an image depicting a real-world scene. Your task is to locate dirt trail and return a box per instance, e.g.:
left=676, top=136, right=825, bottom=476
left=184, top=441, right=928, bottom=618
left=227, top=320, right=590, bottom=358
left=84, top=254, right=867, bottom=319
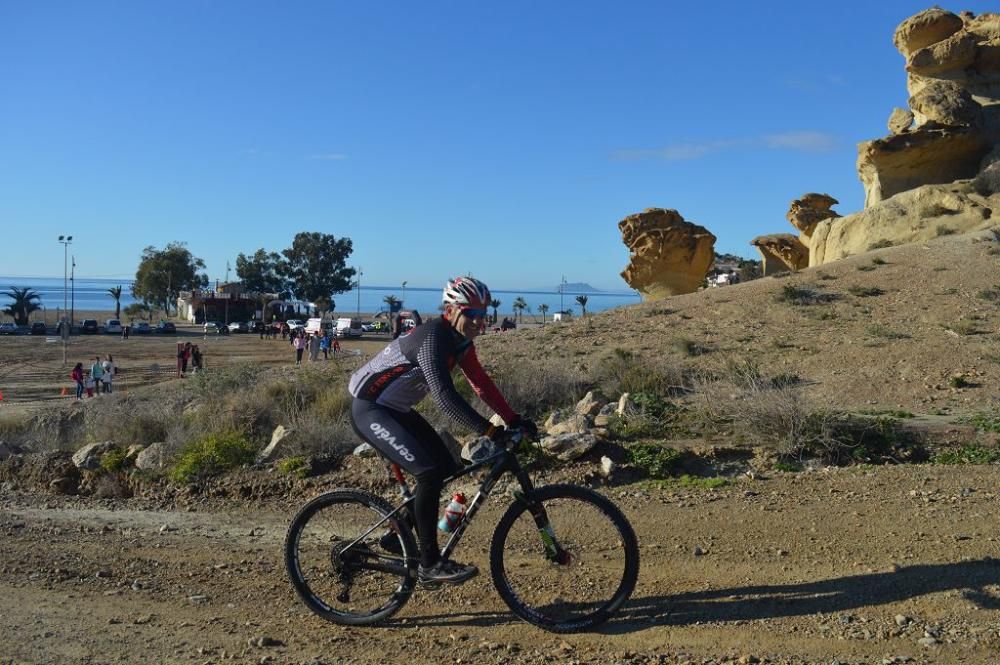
left=3, top=465, right=1000, bottom=664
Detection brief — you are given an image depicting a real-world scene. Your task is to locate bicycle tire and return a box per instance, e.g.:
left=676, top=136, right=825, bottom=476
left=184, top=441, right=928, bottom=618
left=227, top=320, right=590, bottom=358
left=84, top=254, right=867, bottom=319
left=490, top=484, right=639, bottom=633
left=285, top=489, right=418, bottom=626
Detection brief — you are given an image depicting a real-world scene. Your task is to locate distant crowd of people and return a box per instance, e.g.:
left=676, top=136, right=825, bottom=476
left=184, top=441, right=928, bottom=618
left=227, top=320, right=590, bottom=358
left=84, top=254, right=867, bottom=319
left=69, top=355, right=117, bottom=399
left=290, top=329, right=339, bottom=365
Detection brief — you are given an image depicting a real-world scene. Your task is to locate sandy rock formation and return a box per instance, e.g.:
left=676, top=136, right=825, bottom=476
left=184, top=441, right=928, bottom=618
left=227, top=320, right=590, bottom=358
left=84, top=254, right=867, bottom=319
left=858, top=8, right=1000, bottom=207
left=786, top=193, right=841, bottom=243
left=750, top=234, right=810, bottom=275
left=810, top=181, right=999, bottom=264
left=619, top=208, right=716, bottom=299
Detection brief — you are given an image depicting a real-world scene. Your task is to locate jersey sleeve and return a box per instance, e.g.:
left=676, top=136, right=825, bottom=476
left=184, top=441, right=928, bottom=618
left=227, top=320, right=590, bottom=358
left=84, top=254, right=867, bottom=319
left=416, top=324, right=492, bottom=434
left=458, top=347, right=518, bottom=425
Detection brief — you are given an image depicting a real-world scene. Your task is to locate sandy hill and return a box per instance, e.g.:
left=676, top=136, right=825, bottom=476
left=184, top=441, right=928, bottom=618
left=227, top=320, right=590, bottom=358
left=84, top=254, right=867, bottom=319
left=478, top=229, right=999, bottom=415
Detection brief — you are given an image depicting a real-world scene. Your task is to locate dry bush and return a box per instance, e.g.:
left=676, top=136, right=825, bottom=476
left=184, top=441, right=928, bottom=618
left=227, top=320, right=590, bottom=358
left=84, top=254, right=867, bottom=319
left=593, top=348, right=687, bottom=398
left=689, top=360, right=838, bottom=458
left=489, top=357, right=589, bottom=418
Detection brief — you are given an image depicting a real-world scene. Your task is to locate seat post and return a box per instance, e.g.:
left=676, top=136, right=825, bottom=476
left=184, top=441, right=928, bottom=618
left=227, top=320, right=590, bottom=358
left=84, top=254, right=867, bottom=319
left=387, top=463, right=412, bottom=499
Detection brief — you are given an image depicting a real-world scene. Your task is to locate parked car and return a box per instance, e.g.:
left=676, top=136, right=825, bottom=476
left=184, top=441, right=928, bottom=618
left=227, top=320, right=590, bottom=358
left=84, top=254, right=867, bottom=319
left=30, top=321, right=48, bottom=335
left=134, top=322, right=152, bottom=334
left=285, top=319, right=306, bottom=331
left=81, top=319, right=99, bottom=334
left=247, top=321, right=264, bottom=333
left=360, top=321, right=376, bottom=332
left=0, top=322, right=18, bottom=335
left=105, top=319, right=123, bottom=334
left=203, top=321, right=225, bottom=334
left=228, top=321, right=249, bottom=333
left=335, top=317, right=363, bottom=338
left=305, top=318, right=334, bottom=335
left=155, top=321, right=176, bottom=334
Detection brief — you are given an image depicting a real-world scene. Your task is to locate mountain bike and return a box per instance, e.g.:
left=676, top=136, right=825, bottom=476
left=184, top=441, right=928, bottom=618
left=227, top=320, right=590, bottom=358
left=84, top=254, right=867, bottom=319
left=284, top=431, right=640, bottom=633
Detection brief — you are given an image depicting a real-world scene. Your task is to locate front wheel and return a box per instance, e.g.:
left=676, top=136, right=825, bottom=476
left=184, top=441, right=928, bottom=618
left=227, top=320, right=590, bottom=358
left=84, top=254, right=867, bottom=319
left=490, top=484, right=639, bottom=632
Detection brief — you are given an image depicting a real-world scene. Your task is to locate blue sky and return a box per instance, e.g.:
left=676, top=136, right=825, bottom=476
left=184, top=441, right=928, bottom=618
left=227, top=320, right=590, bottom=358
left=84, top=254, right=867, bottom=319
left=2, top=1, right=994, bottom=291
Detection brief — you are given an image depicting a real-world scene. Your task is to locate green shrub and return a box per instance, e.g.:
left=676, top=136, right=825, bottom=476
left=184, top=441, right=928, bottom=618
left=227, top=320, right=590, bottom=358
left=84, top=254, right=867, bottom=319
left=626, top=443, right=683, bottom=479
left=608, top=392, right=689, bottom=440
left=933, top=444, right=1000, bottom=465
left=773, top=460, right=803, bottom=472
left=277, top=456, right=311, bottom=479
left=671, top=336, right=707, bottom=357
left=946, top=320, right=979, bottom=336
left=968, top=410, right=1000, bottom=433
left=868, top=239, right=894, bottom=250
left=847, top=285, right=884, bottom=297
left=99, top=447, right=130, bottom=473
left=674, top=474, right=728, bottom=489
left=170, top=430, right=256, bottom=483
left=976, top=286, right=1000, bottom=302
left=949, top=375, right=972, bottom=389
left=594, top=348, right=685, bottom=398
left=776, top=284, right=835, bottom=306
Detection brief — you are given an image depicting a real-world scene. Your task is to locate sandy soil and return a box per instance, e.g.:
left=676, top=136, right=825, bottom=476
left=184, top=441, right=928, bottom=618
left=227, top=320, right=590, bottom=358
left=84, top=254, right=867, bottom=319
left=3, top=462, right=1000, bottom=664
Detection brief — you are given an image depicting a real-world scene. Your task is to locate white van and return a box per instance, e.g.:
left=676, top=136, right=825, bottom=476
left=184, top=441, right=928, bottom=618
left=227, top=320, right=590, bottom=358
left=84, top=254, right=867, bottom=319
left=305, top=318, right=334, bottom=334
left=105, top=319, right=123, bottom=334
left=335, top=317, right=363, bottom=338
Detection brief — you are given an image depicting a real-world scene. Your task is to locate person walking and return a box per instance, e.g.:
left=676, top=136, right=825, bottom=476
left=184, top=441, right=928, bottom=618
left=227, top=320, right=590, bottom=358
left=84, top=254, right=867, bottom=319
left=90, top=356, right=105, bottom=395
left=293, top=331, right=306, bottom=365
left=332, top=335, right=341, bottom=355
left=308, top=331, right=321, bottom=362
left=70, top=362, right=85, bottom=400
left=101, top=354, right=116, bottom=394
left=181, top=342, right=192, bottom=374
left=191, top=345, right=203, bottom=373
left=319, top=331, right=330, bottom=360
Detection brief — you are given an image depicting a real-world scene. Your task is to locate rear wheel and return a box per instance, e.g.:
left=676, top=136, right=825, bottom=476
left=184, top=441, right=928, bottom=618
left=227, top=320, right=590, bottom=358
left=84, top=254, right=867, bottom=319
left=285, top=489, right=417, bottom=626
left=490, top=484, right=639, bottom=632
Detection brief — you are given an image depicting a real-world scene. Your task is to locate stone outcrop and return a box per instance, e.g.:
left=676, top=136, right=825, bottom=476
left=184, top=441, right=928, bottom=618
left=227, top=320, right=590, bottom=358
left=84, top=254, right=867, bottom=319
left=750, top=234, right=810, bottom=275
left=786, top=193, right=841, bottom=242
left=619, top=208, right=716, bottom=299
left=857, top=126, right=991, bottom=207
left=809, top=181, right=999, bottom=265
left=858, top=8, right=1000, bottom=208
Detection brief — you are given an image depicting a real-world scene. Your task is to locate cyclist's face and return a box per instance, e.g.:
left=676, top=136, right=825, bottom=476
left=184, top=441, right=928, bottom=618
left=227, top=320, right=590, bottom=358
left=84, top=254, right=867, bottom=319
left=449, top=305, right=484, bottom=340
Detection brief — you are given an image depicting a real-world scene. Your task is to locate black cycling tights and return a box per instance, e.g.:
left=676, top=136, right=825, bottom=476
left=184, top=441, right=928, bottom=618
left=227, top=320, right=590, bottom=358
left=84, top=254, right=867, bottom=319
left=350, top=398, right=459, bottom=568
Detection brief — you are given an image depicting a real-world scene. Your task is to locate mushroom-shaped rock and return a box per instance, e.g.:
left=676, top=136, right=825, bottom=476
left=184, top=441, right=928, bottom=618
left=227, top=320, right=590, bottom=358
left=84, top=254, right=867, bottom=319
left=857, top=126, right=990, bottom=208
left=906, top=29, right=978, bottom=76
left=786, top=193, right=841, bottom=241
left=750, top=234, right=809, bottom=275
left=619, top=208, right=716, bottom=299
left=888, top=107, right=915, bottom=134
left=893, top=8, right=964, bottom=56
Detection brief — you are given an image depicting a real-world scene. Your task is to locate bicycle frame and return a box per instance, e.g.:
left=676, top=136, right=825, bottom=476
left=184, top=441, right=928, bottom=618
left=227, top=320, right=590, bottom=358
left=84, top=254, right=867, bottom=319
left=339, top=444, right=568, bottom=572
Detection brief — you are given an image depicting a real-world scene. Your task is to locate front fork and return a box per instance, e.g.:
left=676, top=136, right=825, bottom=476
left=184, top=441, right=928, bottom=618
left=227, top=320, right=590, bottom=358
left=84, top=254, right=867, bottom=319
left=512, top=487, right=571, bottom=565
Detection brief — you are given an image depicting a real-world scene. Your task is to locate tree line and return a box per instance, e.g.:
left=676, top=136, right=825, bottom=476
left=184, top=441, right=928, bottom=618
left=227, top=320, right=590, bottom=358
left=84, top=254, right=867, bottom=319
left=130, top=232, right=355, bottom=317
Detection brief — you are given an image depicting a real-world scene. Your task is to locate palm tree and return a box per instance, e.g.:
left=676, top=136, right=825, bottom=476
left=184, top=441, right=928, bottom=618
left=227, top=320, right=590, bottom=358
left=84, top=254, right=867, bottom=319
left=383, top=294, right=400, bottom=311
left=575, top=294, right=589, bottom=317
left=107, top=285, right=123, bottom=319
left=489, top=298, right=501, bottom=325
left=2, top=287, right=42, bottom=325
left=513, top=296, right=527, bottom=323
left=537, top=303, right=549, bottom=326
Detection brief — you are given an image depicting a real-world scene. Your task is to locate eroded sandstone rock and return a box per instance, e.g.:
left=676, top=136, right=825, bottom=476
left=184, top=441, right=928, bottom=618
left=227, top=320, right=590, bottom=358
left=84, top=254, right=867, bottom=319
left=750, top=234, right=810, bottom=275
left=857, top=126, right=990, bottom=207
left=786, top=193, right=841, bottom=241
left=888, top=107, right=915, bottom=134
left=619, top=208, right=716, bottom=299
left=893, top=8, right=964, bottom=54
left=810, top=181, right=999, bottom=265
left=909, top=79, right=983, bottom=128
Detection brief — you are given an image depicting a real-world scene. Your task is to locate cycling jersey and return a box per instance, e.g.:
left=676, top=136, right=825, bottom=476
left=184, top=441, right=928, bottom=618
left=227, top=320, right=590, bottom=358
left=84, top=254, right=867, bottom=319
left=348, top=318, right=516, bottom=434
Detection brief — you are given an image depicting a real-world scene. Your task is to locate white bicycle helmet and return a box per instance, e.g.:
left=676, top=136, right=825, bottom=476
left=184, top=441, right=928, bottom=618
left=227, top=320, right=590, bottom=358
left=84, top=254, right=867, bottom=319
left=442, top=276, right=491, bottom=310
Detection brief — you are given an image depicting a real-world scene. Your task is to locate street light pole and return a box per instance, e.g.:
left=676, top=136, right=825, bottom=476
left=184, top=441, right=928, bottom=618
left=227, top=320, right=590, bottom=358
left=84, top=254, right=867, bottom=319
left=70, top=255, right=76, bottom=325
left=356, top=267, right=362, bottom=318
left=559, top=275, right=566, bottom=315
left=401, top=281, right=407, bottom=307
left=58, top=235, right=72, bottom=365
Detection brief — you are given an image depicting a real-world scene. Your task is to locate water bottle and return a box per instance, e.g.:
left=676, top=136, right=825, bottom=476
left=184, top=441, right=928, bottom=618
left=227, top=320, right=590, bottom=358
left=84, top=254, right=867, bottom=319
left=437, top=493, right=467, bottom=533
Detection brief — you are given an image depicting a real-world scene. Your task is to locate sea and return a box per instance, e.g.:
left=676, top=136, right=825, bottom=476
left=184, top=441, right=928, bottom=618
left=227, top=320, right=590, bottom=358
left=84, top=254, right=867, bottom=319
left=0, top=276, right=642, bottom=318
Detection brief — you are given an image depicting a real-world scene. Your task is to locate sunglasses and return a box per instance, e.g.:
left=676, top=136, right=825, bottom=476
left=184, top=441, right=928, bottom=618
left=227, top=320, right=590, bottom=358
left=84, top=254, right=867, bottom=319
left=460, top=308, right=487, bottom=319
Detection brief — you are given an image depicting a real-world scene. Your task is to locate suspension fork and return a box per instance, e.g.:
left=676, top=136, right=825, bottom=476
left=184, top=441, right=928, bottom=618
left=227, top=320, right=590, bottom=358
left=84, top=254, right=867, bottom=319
left=512, top=468, right=570, bottom=564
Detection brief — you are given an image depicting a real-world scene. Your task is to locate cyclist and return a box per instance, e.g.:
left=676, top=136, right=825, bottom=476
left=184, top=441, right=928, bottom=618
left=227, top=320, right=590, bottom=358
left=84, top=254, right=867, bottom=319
left=348, top=276, right=537, bottom=586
